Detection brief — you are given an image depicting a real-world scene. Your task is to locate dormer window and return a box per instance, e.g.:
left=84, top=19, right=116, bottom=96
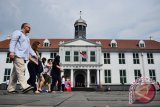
left=110, top=40, right=117, bottom=48
left=43, top=39, right=50, bottom=47
left=139, top=40, right=145, bottom=48
left=44, top=42, right=49, bottom=47
left=140, top=43, right=145, bottom=48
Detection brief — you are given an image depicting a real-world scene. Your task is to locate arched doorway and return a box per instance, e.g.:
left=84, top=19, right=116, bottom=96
left=75, top=74, right=85, bottom=87
left=91, top=76, right=96, bottom=84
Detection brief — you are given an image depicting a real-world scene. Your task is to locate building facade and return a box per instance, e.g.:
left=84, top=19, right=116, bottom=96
left=0, top=17, right=160, bottom=89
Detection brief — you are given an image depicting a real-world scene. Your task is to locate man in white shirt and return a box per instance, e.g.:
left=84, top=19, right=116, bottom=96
left=7, top=23, right=38, bottom=94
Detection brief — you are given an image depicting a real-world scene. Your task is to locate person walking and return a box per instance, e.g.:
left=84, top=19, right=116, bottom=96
left=38, top=57, right=46, bottom=92
left=51, top=55, right=64, bottom=92
left=7, top=23, right=37, bottom=94
left=27, top=41, right=42, bottom=94
left=41, top=57, right=47, bottom=68
left=61, top=76, right=65, bottom=92
left=42, top=59, right=52, bottom=93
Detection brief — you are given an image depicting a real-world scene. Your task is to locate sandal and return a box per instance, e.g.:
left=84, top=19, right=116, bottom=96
left=38, top=90, right=42, bottom=93
left=48, top=91, right=51, bottom=93
left=35, top=90, right=40, bottom=94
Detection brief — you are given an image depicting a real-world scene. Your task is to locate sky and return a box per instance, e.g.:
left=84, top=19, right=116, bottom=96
left=0, top=0, right=160, bottom=41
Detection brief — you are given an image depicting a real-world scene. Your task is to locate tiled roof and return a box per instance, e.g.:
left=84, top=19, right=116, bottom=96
left=0, top=39, right=10, bottom=49
left=89, top=39, right=160, bottom=49
left=0, top=38, right=160, bottom=50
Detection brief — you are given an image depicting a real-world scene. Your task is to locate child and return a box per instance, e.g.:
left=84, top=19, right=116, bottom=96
left=65, top=78, right=71, bottom=92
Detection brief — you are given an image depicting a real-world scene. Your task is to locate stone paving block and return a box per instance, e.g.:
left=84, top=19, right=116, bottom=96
left=0, top=91, right=159, bottom=107
left=59, top=101, right=93, bottom=107
left=87, top=97, right=128, bottom=101
left=0, top=99, right=39, bottom=105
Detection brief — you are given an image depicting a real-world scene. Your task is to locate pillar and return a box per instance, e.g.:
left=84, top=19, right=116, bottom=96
left=71, top=69, right=74, bottom=87
left=87, top=69, right=90, bottom=87
left=97, top=69, right=99, bottom=85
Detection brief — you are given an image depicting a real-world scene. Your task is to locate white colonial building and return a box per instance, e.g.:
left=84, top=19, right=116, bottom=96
left=0, top=17, right=160, bottom=90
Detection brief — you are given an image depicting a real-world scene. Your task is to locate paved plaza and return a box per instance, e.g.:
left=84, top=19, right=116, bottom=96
left=0, top=90, right=159, bottom=107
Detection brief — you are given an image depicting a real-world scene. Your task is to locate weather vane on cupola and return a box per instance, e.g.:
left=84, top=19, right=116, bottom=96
left=74, top=11, right=87, bottom=39
left=80, top=11, right=82, bottom=19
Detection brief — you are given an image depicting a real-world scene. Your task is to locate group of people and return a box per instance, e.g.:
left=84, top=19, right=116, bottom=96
left=7, top=23, right=71, bottom=94
left=28, top=53, right=71, bottom=94
left=27, top=54, right=53, bottom=93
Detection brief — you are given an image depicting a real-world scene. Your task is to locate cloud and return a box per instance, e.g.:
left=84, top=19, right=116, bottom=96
left=117, top=19, right=160, bottom=39
left=0, top=0, right=21, bottom=39
left=0, top=0, right=160, bottom=42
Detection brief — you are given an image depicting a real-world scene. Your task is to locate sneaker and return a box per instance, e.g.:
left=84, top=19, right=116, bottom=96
left=8, top=91, right=19, bottom=94
left=42, top=89, right=47, bottom=93
left=22, top=86, right=34, bottom=93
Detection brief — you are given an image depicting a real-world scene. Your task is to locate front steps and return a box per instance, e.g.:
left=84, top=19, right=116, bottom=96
left=72, top=87, right=96, bottom=91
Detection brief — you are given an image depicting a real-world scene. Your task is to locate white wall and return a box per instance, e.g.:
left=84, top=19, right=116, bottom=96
left=101, top=52, right=160, bottom=85
left=0, top=52, right=8, bottom=83
left=0, top=51, right=160, bottom=85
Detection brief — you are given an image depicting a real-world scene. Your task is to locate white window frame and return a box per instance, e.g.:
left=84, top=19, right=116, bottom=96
left=44, top=42, right=49, bottom=47
left=120, top=69, right=127, bottom=84
left=3, top=68, right=11, bottom=82
left=149, top=69, right=156, bottom=81
left=134, top=69, right=141, bottom=80
left=147, top=53, right=154, bottom=64
left=119, top=53, right=125, bottom=64
left=104, top=69, right=111, bottom=83
left=104, top=53, right=110, bottom=64
left=90, top=51, right=96, bottom=62
left=74, top=51, right=79, bottom=62
left=133, top=53, right=140, bottom=64
left=65, top=51, right=70, bottom=62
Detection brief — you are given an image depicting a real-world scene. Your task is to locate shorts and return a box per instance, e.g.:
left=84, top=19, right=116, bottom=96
left=43, top=74, right=51, bottom=84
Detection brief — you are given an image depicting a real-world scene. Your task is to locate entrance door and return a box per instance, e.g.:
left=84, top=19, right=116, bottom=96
left=75, top=74, right=85, bottom=87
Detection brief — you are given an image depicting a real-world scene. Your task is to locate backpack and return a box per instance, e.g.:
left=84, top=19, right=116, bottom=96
left=37, top=59, right=43, bottom=74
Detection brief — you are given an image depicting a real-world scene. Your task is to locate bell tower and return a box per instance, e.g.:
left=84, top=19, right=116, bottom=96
left=74, top=11, right=87, bottom=39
